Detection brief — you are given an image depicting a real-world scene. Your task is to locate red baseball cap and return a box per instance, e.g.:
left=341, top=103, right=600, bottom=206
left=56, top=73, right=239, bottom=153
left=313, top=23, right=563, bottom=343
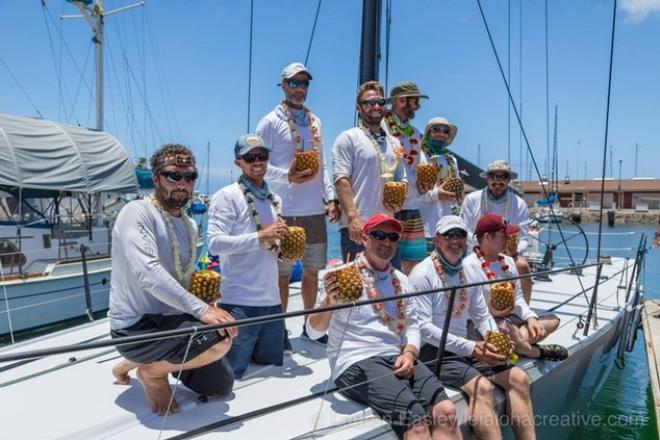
left=475, top=214, right=520, bottom=236
left=361, top=213, right=403, bottom=234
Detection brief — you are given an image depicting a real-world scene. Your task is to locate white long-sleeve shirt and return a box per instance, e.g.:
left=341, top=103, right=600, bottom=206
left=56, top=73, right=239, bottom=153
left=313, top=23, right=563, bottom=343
left=409, top=255, right=497, bottom=357
left=416, top=152, right=460, bottom=237
left=463, top=252, right=537, bottom=321
left=108, top=200, right=208, bottom=330
left=460, top=187, right=530, bottom=254
left=332, top=127, right=406, bottom=229
left=306, top=262, right=419, bottom=381
left=207, top=182, right=281, bottom=306
left=256, top=105, right=335, bottom=216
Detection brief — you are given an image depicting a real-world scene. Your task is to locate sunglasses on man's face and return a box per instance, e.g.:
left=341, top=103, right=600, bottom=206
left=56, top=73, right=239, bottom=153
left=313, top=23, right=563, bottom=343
left=285, top=79, right=310, bottom=89
left=241, top=152, right=269, bottom=163
left=359, top=98, right=386, bottom=108
left=431, top=125, right=451, bottom=134
left=487, top=173, right=510, bottom=181
left=369, top=230, right=401, bottom=242
left=442, top=229, right=468, bottom=239
left=159, top=171, right=198, bottom=183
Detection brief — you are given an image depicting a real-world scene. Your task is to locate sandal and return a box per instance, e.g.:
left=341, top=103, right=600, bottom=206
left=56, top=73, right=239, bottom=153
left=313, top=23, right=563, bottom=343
left=535, top=344, right=569, bottom=361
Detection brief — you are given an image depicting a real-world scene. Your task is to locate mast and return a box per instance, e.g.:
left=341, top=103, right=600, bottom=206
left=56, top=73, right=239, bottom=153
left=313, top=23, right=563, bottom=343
left=358, top=0, right=382, bottom=83
left=63, top=0, right=143, bottom=131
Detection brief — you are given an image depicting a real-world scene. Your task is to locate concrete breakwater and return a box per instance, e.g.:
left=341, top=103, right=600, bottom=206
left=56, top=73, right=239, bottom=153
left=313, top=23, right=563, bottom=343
left=529, top=207, right=660, bottom=225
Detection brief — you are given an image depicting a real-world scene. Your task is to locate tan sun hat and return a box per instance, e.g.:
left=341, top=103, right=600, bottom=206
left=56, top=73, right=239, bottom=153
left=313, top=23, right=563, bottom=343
left=388, top=81, right=429, bottom=101
left=479, top=159, right=518, bottom=180
left=422, top=117, right=458, bottom=147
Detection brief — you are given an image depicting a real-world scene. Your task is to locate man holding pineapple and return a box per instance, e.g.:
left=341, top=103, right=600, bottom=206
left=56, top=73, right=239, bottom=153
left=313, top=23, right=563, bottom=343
left=410, top=215, right=537, bottom=439
left=256, top=62, right=339, bottom=350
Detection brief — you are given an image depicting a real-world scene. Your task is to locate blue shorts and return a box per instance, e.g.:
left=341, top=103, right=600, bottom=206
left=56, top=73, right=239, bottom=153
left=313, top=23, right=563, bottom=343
left=218, top=303, right=284, bottom=379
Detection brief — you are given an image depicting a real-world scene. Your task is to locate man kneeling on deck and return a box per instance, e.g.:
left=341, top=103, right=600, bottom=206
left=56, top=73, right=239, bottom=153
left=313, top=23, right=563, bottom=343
left=410, top=215, right=536, bottom=439
left=109, top=144, right=236, bottom=416
left=463, top=214, right=568, bottom=362
left=307, top=213, right=462, bottom=439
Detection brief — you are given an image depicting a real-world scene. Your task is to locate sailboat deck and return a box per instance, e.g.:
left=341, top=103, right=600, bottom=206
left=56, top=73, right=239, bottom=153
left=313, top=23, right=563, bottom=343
left=0, top=258, right=631, bottom=439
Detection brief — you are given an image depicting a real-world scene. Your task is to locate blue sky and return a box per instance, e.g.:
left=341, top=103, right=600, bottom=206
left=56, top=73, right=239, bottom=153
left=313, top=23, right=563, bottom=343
left=1, top=0, right=658, bottom=192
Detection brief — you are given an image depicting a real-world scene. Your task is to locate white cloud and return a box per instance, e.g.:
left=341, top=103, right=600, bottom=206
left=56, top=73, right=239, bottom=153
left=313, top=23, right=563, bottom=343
left=620, top=0, right=660, bottom=22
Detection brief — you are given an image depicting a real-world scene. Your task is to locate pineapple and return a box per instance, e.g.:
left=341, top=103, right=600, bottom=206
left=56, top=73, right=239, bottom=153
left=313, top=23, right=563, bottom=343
left=280, top=226, right=307, bottom=260
left=383, top=181, right=407, bottom=206
left=485, top=330, right=515, bottom=357
left=294, top=150, right=319, bottom=178
left=324, top=264, right=363, bottom=302
left=506, top=233, right=518, bottom=255
left=490, top=282, right=515, bottom=311
left=188, top=270, right=222, bottom=304
left=417, top=163, right=439, bottom=190
left=442, top=176, right=464, bottom=199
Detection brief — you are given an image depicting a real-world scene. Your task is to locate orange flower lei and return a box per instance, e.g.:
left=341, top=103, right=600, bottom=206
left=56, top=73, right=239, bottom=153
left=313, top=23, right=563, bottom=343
left=473, top=245, right=515, bottom=288
left=281, top=101, right=321, bottom=152
left=431, top=251, right=469, bottom=316
left=356, top=255, right=408, bottom=335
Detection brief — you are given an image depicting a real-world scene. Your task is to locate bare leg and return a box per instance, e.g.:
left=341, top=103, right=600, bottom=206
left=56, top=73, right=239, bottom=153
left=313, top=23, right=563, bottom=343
left=506, top=318, right=561, bottom=358
left=137, top=337, right=231, bottom=416
left=460, top=376, right=502, bottom=440
left=490, top=367, right=536, bottom=440
left=301, top=268, right=319, bottom=321
left=404, top=422, right=432, bottom=440
left=278, top=273, right=290, bottom=313
left=112, top=359, right=139, bottom=384
left=402, top=260, right=421, bottom=276
left=430, top=400, right=462, bottom=439
left=515, top=256, right=532, bottom=304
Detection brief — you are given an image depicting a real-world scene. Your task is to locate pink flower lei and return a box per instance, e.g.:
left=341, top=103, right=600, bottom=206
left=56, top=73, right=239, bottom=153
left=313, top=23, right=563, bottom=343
left=431, top=251, right=469, bottom=316
left=355, top=255, right=408, bottom=335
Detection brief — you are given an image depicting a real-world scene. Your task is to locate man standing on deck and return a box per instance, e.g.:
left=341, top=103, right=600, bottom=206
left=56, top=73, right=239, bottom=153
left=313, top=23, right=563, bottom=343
left=207, top=134, right=289, bottom=379
left=460, top=160, right=534, bottom=303
left=256, top=62, right=340, bottom=351
left=382, top=81, right=429, bottom=275
left=307, top=213, right=462, bottom=439
left=333, top=81, right=406, bottom=264
left=410, top=215, right=537, bottom=439
left=109, top=144, right=236, bottom=416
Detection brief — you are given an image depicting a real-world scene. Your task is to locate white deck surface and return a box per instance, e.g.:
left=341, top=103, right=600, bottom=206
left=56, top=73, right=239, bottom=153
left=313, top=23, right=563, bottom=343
left=0, top=258, right=634, bottom=439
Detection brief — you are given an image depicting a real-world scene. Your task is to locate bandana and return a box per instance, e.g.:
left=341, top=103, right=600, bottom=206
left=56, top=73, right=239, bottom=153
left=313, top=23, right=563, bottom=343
left=436, top=248, right=466, bottom=277
left=239, top=175, right=271, bottom=200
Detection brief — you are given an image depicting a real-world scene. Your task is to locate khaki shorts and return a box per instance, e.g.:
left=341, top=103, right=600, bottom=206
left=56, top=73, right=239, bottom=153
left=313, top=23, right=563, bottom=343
left=278, top=214, right=328, bottom=273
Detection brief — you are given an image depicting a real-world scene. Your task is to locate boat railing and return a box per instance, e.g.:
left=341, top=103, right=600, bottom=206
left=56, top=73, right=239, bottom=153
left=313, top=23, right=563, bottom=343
left=0, top=260, right=621, bottom=361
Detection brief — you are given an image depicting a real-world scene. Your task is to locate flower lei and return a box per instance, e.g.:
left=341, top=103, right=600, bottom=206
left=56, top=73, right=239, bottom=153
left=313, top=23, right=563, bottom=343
left=358, top=120, right=404, bottom=180
left=355, top=254, right=408, bottom=335
left=473, top=245, right=514, bottom=283
left=237, top=179, right=282, bottom=251
left=280, top=101, right=321, bottom=152
left=148, top=195, right=197, bottom=284
left=480, top=187, right=511, bottom=220
left=384, top=110, right=420, bottom=166
left=431, top=251, right=469, bottom=316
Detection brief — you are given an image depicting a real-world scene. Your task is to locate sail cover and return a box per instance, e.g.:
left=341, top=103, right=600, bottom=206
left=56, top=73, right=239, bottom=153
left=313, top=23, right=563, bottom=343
left=0, top=112, right=138, bottom=196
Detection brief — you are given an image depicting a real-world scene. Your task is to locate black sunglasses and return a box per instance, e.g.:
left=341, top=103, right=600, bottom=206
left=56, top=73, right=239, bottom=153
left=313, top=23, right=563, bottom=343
left=241, top=152, right=269, bottom=163
left=369, top=230, right=401, bottom=242
left=442, top=229, right=468, bottom=239
left=359, top=98, right=386, bottom=107
left=431, top=125, right=451, bottom=134
left=159, top=171, right=198, bottom=183
left=487, top=173, right=510, bottom=181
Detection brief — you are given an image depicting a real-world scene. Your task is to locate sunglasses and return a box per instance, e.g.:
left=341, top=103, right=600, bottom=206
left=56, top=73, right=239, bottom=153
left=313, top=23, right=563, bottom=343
left=159, top=171, right=198, bottom=183
left=369, top=230, right=401, bottom=242
left=487, top=173, right=510, bottom=181
left=285, top=79, right=310, bottom=89
left=359, top=98, right=386, bottom=107
left=241, top=152, right=269, bottom=163
left=431, top=125, right=451, bottom=134
left=442, top=229, right=468, bottom=239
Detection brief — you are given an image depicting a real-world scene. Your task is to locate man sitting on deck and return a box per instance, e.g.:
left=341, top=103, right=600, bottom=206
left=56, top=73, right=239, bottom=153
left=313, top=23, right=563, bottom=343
left=207, top=134, right=289, bottom=379
left=109, top=144, right=236, bottom=416
left=307, top=213, right=462, bottom=439
left=463, top=214, right=568, bottom=362
left=410, top=215, right=536, bottom=439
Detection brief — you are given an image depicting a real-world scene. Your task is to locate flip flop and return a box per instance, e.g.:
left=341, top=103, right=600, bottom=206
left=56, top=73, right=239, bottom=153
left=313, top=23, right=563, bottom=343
left=535, top=343, right=569, bottom=361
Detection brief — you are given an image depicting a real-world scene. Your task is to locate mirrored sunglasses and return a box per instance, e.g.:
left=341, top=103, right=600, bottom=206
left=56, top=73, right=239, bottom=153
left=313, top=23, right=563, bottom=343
left=369, top=230, right=401, bottom=242
left=285, top=79, right=310, bottom=89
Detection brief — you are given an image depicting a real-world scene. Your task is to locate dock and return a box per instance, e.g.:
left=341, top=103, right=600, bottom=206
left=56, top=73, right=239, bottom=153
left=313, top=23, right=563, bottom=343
left=642, top=299, right=660, bottom=434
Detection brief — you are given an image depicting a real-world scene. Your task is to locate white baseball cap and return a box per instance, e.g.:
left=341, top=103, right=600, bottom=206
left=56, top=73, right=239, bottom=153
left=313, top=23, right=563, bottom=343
left=281, top=62, right=313, bottom=81
left=435, top=215, right=469, bottom=235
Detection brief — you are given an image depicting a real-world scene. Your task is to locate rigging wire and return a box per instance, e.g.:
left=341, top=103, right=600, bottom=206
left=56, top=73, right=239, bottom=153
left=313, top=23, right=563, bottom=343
left=66, top=42, right=94, bottom=125
left=474, top=0, right=589, bottom=296
left=41, top=0, right=67, bottom=120
left=246, top=0, right=254, bottom=132
left=0, top=56, right=43, bottom=119
left=595, top=0, right=619, bottom=260
left=384, top=0, right=392, bottom=92
left=304, top=0, right=323, bottom=66
left=544, top=0, right=550, bottom=180
left=507, top=0, right=511, bottom=164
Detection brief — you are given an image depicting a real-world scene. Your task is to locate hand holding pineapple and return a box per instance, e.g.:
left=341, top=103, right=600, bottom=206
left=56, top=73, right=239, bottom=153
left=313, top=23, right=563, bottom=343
left=382, top=181, right=407, bottom=213
left=287, top=155, right=316, bottom=184
left=472, top=339, right=507, bottom=366
left=416, top=163, right=438, bottom=194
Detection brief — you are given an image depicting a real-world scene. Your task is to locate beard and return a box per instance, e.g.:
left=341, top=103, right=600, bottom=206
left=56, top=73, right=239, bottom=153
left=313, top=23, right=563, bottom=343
left=157, top=186, right=190, bottom=210
left=285, top=90, right=306, bottom=107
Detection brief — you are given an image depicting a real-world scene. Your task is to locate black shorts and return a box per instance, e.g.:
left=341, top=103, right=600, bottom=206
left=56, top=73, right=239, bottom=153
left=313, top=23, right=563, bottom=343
left=419, top=344, right=511, bottom=390
left=111, top=313, right=234, bottom=396
left=335, top=355, right=448, bottom=433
